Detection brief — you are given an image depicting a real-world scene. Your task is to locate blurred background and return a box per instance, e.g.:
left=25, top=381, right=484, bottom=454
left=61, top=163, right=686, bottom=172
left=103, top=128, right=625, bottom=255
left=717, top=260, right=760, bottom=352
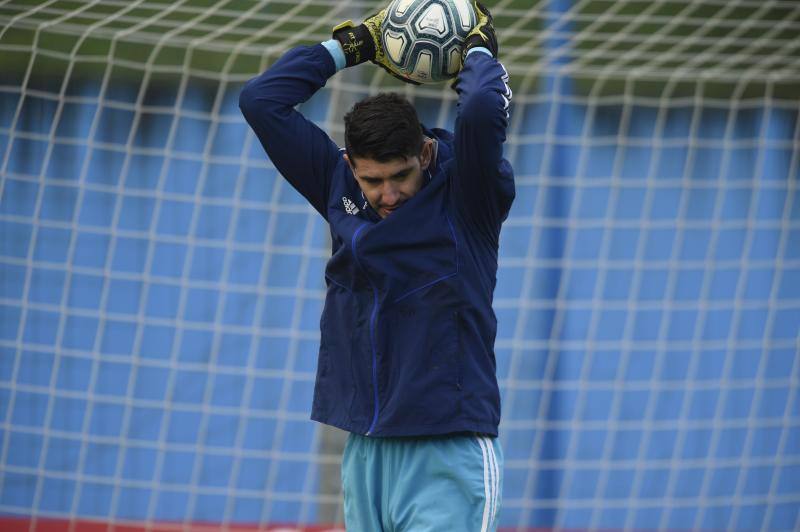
left=0, top=0, right=798, bottom=530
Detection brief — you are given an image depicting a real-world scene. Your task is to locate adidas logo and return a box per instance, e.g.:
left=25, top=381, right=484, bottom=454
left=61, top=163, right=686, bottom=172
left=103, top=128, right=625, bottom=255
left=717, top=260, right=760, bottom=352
left=342, top=196, right=360, bottom=215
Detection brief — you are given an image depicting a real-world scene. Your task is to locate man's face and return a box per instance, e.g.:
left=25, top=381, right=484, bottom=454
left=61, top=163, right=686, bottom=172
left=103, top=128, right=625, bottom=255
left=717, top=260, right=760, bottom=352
left=345, top=139, right=432, bottom=219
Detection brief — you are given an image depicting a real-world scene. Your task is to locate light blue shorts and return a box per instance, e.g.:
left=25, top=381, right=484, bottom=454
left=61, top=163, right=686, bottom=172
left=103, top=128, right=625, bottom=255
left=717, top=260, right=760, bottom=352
left=341, top=432, right=503, bottom=531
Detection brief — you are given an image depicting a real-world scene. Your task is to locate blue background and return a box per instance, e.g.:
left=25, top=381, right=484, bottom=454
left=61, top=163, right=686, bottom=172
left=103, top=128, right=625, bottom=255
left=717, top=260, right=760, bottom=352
left=1, top=15, right=799, bottom=532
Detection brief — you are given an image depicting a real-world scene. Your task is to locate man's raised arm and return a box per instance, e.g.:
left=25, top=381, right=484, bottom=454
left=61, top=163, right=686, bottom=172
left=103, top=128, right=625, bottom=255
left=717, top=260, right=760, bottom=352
left=239, top=45, right=342, bottom=218
left=239, top=8, right=416, bottom=219
left=453, top=2, right=515, bottom=230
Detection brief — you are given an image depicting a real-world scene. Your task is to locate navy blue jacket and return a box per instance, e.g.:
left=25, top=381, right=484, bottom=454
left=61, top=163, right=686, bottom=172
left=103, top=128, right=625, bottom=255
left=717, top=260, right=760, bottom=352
left=239, top=44, right=514, bottom=437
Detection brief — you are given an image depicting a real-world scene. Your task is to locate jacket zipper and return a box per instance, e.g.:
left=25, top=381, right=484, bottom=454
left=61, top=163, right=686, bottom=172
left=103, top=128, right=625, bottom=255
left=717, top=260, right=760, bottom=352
left=352, top=223, right=380, bottom=435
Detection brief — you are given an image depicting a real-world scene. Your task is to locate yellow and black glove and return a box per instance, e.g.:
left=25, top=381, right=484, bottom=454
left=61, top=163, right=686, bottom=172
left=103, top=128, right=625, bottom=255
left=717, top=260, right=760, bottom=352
left=463, top=1, right=499, bottom=60
left=332, top=10, right=420, bottom=85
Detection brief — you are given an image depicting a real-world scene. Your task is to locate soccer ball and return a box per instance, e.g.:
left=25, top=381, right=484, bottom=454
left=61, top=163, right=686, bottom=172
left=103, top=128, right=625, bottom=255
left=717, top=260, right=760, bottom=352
left=382, top=0, right=477, bottom=84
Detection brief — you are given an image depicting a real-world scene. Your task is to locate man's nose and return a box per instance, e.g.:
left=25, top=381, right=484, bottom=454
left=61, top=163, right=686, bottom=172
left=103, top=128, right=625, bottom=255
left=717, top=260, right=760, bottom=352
left=381, top=183, right=400, bottom=205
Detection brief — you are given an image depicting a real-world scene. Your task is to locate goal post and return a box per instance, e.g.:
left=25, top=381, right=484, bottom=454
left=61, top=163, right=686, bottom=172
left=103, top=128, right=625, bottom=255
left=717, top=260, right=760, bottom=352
left=1, top=1, right=798, bottom=530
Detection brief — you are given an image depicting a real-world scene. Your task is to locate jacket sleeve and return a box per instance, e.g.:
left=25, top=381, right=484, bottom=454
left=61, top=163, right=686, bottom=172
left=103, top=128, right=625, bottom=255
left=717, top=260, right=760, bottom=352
left=239, top=44, right=341, bottom=219
left=452, top=51, right=515, bottom=231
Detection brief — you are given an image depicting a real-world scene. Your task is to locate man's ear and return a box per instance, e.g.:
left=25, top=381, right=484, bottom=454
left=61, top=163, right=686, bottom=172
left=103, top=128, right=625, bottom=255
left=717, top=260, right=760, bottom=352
left=420, top=138, right=433, bottom=170
left=343, top=153, right=353, bottom=170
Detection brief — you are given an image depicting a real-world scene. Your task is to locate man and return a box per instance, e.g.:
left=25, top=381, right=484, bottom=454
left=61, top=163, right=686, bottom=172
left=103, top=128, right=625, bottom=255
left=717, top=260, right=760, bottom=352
left=239, top=2, right=514, bottom=530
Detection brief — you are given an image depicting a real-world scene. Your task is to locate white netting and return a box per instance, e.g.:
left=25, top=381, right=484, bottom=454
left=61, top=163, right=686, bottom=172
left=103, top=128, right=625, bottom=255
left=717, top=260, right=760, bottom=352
left=1, top=1, right=798, bottom=530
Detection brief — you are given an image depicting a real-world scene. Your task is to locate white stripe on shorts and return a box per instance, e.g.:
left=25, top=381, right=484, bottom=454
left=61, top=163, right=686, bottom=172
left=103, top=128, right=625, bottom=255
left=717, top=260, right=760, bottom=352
left=477, top=436, right=498, bottom=531
left=477, top=436, right=491, bottom=531
left=485, top=437, right=499, bottom=524
left=485, top=437, right=498, bottom=525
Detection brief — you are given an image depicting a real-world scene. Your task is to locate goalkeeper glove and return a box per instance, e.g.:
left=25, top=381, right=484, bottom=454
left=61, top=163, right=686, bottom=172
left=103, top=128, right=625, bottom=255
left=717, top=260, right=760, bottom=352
left=463, top=1, right=499, bottom=60
left=332, top=10, right=420, bottom=85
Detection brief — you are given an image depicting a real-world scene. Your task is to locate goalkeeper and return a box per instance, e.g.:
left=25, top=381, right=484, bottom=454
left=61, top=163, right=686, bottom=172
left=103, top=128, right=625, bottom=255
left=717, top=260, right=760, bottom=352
left=240, top=2, right=513, bottom=530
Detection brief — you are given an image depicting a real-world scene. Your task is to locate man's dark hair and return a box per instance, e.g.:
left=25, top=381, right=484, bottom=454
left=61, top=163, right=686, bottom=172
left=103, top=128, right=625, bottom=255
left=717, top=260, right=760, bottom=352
left=344, top=93, right=424, bottom=163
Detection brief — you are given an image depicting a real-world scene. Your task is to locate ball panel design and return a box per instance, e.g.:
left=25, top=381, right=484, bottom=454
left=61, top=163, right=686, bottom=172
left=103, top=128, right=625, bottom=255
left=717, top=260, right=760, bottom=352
left=382, top=0, right=476, bottom=83
left=415, top=4, right=449, bottom=38
left=410, top=49, right=434, bottom=82
left=446, top=46, right=462, bottom=74
left=384, top=30, right=409, bottom=64
left=393, top=0, right=416, bottom=16
left=453, top=0, right=474, bottom=31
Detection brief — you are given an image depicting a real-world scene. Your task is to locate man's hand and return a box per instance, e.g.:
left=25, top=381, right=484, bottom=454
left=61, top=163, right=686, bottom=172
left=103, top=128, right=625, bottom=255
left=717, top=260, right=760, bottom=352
left=463, top=1, right=498, bottom=60
left=332, top=10, right=420, bottom=85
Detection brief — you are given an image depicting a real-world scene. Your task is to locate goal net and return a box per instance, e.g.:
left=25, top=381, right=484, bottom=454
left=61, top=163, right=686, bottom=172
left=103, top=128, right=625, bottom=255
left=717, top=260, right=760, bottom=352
left=1, top=0, right=798, bottom=530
